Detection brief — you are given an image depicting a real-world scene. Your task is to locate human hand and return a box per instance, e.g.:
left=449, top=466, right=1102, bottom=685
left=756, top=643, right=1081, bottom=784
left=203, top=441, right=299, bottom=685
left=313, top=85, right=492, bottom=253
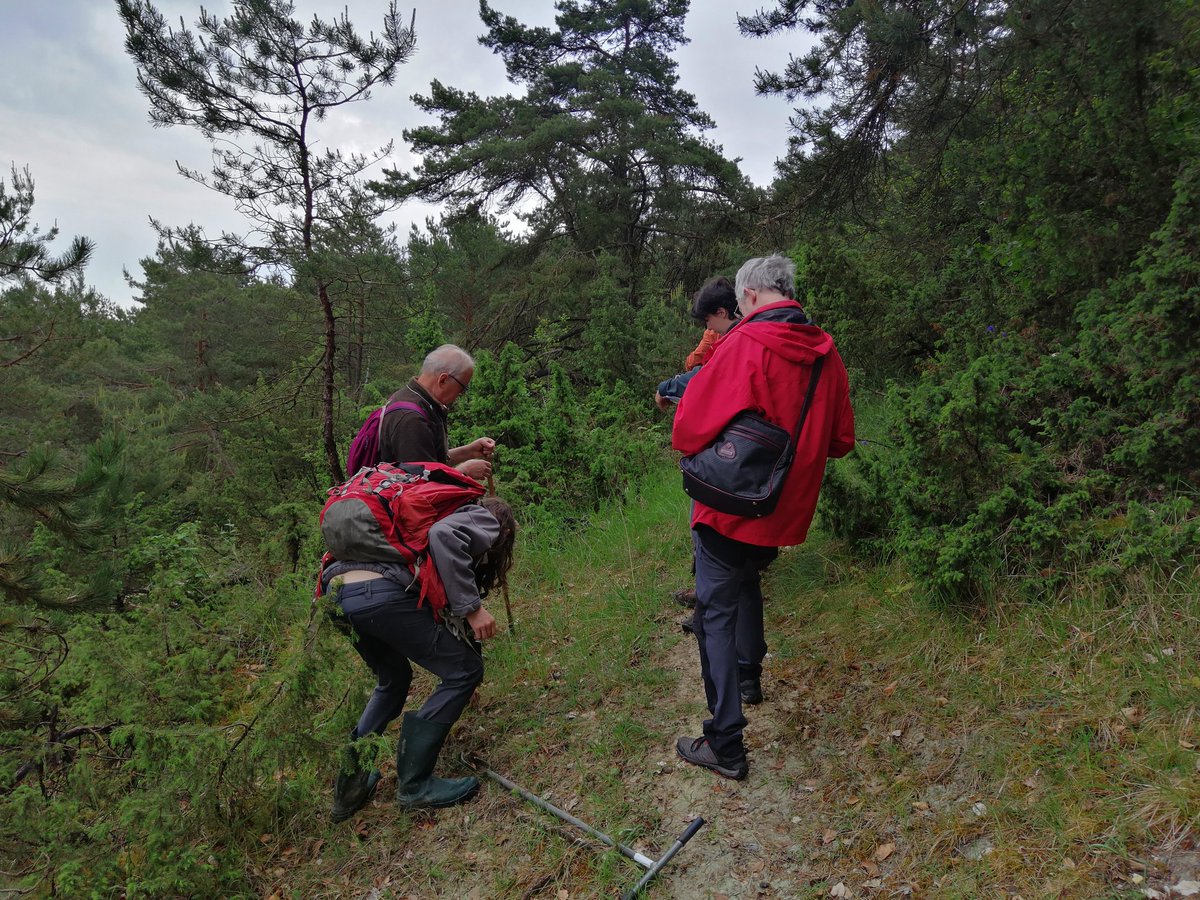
left=472, top=436, right=497, bottom=459
left=466, top=606, right=497, bottom=640
left=654, top=391, right=670, bottom=411
left=458, top=458, right=493, bottom=481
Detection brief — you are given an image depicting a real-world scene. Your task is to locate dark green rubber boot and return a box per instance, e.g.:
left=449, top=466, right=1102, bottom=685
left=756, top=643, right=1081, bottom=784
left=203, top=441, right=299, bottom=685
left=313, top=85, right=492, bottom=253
left=330, top=734, right=381, bottom=823
left=394, top=712, right=479, bottom=809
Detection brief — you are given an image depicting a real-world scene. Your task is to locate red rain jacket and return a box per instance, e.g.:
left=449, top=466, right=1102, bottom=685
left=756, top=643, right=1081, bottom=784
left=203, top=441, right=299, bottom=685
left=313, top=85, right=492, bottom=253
left=671, top=300, right=856, bottom=547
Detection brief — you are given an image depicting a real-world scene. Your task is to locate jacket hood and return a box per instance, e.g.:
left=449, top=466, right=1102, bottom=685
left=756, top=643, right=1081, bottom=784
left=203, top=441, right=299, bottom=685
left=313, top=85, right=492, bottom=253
left=733, top=300, right=833, bottom=364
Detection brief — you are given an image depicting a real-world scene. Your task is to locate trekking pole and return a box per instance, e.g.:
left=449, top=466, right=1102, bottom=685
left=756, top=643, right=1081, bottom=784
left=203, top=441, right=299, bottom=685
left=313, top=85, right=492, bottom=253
left=501, top=583, right=514, bottom=633
left=622, top=816, right=705, bottom=899
left=464, top=755, right=705, bottom=896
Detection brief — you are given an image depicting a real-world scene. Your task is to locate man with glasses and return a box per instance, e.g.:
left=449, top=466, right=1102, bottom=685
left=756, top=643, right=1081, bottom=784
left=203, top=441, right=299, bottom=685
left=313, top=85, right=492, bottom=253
left=379, top=344, right=495, bottom=482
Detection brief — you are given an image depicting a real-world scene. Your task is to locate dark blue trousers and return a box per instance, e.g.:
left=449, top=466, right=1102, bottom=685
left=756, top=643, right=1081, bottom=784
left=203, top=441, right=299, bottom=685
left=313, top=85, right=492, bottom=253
left=691, top=526, right=776, bottom=760
left=336, top=579, right=483, bottom=734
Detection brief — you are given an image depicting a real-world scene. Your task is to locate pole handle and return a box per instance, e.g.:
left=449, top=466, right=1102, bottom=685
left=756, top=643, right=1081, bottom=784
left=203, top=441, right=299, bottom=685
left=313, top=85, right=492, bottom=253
left=676, top=816, right=705, bottom=845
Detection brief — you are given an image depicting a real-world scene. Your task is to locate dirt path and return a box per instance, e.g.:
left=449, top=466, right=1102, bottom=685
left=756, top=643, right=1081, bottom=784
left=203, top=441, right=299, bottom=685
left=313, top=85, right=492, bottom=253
left=626, top=634, right=821, bottom=899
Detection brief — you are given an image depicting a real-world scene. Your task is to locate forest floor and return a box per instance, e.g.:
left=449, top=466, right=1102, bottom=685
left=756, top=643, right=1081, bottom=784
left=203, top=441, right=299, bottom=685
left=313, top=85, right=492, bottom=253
left=270, top=474, right=1200, bottom=899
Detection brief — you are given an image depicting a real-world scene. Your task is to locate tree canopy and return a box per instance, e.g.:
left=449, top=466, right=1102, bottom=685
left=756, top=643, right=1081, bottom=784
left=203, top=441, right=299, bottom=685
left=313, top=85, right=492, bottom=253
left=118, top=0, right=418, bottom=480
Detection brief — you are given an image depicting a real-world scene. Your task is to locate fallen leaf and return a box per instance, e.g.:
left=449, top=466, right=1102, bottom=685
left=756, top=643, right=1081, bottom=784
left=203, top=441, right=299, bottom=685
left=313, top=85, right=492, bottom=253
left=874, top=843, right=896, bottom=861
left=911, top=801, right=929, bottom=811
left=862, top=861, right=880, bottom=877
left=1121, top=706, right=1142, bottom=720
left=1062, top=857, right=1076, bottom=870
left=882, top=680, right=898, bottom=696
left=1181, top=740, right=1197, bottom=750
left=557, top=890, right=569, bottom=900
left=1171, top=881, right=1200, bottom=897
left=822, top=828, right=838, bottom=845
left=829, top=883, right=852, bottom=898
left=863, top=879, right=885, bottom=890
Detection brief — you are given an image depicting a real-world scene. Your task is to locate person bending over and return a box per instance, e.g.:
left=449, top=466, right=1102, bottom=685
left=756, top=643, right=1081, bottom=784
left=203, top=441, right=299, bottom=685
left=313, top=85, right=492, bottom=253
left=324, top=496, right=517, bottom=820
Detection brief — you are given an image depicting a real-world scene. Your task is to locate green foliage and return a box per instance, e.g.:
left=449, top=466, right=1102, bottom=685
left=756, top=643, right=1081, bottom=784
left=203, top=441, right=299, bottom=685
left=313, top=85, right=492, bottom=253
left=3, top=0, right=1198, bottom=890
left=875, top=199, right=1200, bottom=598
left=451, top=344, right=663, bottom=522
left=0, top=164, right=93, bottom=284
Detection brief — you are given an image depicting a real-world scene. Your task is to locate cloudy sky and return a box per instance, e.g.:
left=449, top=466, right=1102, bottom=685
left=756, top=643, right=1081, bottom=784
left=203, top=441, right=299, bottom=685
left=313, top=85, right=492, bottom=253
left=1, top=1, right=806, bottom=307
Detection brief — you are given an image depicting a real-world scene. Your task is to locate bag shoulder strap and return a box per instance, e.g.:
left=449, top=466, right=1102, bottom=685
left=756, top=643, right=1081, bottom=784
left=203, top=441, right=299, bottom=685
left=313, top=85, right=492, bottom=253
left=376, top=399, right=430, bottom=445
left=790, top=355, right=826, bottom=444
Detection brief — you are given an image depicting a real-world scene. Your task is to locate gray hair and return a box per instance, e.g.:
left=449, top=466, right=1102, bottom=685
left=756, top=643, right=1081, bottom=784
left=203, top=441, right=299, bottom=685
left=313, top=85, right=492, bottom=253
left=421, top=344, right=474, bottom=378
left=734, top=255, right=796, bottom=300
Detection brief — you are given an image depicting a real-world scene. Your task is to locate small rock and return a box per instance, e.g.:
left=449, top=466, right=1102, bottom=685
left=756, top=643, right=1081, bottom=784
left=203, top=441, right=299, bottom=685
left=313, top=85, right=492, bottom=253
left=959, top=837, right=994, bottom=861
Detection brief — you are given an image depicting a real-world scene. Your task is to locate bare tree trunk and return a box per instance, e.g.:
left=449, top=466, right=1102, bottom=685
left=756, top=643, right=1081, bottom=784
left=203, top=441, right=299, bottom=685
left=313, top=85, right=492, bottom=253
left=319, top=281, right=343, bottom=484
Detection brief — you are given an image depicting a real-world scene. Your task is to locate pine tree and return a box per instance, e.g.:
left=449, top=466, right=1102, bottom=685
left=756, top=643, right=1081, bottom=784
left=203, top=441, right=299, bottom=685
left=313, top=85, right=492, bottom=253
left=118, top=0, right=417, bottom=481
left=0, top=165, right=93, bottom=284
left=376, top=0, right=746, bottom=304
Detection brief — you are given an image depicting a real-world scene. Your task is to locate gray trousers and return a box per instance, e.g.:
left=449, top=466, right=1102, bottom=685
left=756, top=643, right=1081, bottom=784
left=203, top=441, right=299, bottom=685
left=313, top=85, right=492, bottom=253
left=336, top=579, right=483, bottom=733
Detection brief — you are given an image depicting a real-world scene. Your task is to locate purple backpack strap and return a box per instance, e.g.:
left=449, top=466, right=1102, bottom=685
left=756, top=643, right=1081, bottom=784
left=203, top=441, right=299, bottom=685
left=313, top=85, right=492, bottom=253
left=376, top=399, right=429, bottom=444
left=385, top=400, right=429, bottom=420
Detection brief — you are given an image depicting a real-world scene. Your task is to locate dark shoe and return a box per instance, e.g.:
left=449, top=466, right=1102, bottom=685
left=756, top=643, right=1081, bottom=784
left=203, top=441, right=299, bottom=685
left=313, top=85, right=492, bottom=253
left=675, top=735, right=748, bottom=780
left=395, top=713, right=480, bottom=809
left=740, top=678, right=763, bottom=705
left=671, top=588, right=698, bottom=608
left=680, top=613, right=695, bottom=635
left=330, top=734, right=381, bottom=823
left=331, top=767, right=381, bottom=822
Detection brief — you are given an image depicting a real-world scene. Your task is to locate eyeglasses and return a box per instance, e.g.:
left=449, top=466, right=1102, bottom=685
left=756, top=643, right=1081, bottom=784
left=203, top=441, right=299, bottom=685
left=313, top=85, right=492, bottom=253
left=445, top=372, right=469, bottom=394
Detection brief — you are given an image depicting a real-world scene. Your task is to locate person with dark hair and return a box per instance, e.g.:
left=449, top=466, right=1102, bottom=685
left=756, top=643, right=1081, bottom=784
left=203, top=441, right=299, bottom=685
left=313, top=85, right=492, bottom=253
left=654, top=276, right=740, bottom=410
left=323, top=496, right=518, bottom=821
left=672, top=254, right=855, bottom=781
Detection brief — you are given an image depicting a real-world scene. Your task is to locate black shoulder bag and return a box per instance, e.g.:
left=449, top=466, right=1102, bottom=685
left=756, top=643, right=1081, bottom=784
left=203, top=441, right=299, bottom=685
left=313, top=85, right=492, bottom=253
left=678, top=355, right=825, bottom=518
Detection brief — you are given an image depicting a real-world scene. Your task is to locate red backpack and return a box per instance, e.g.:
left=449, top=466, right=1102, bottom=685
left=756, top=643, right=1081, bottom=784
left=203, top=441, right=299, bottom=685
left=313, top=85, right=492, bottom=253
left=317, top=462, right=485, bottom=617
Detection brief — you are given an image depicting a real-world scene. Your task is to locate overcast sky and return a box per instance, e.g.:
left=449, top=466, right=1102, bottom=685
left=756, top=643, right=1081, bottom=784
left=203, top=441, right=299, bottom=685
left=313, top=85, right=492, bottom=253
left=1, top=1, right=806, bottom=307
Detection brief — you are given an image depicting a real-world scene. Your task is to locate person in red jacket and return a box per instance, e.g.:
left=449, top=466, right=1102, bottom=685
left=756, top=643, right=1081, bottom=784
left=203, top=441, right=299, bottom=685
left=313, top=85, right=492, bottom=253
left=671, top=254, right=855, bottom=780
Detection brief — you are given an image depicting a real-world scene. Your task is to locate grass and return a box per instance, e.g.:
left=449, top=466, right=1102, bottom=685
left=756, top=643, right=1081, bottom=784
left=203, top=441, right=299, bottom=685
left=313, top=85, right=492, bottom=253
left=258, top=459, right=1198, bottom=898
